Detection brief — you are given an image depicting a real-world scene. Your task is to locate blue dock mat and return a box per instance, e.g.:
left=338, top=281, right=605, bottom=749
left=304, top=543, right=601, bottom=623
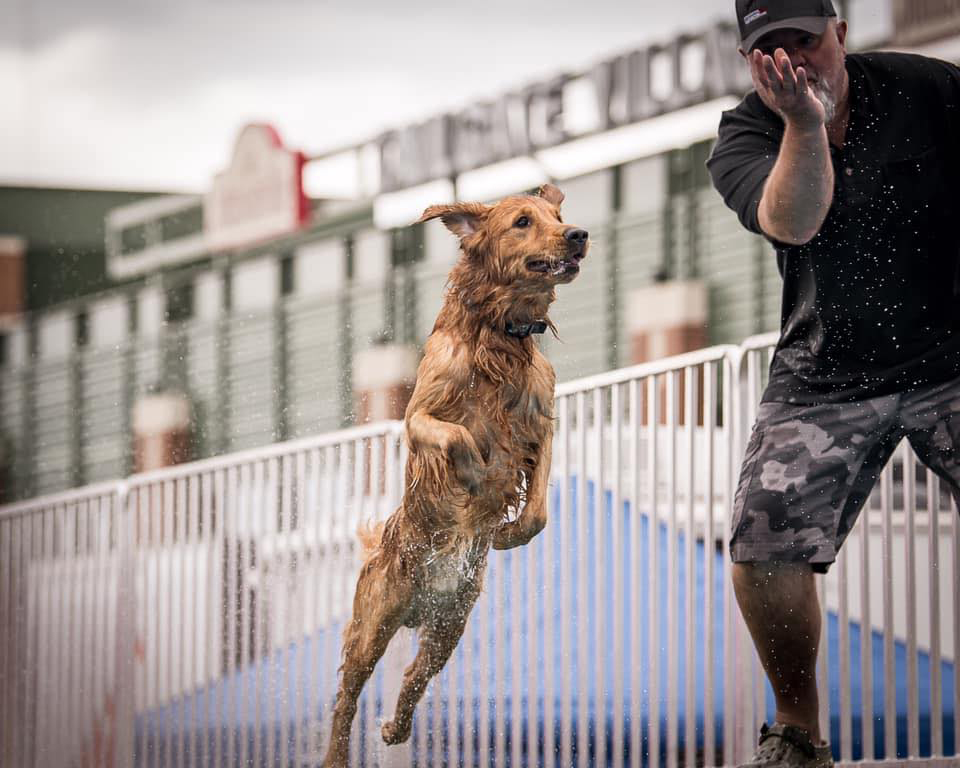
left=138, top=479, right=956, bottom=764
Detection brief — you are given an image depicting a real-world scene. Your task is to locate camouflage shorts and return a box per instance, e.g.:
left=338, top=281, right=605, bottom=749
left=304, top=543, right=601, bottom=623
left=731, top=375, right=960, bottom=573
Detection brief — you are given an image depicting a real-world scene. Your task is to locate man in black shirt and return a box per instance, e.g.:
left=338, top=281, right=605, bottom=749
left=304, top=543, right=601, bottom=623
left=707, top=2, right=960, bottom=766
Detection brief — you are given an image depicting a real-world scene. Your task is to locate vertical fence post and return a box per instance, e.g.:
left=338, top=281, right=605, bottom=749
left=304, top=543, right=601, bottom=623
left=123, top=296, right=137, bottom=477
left=607, top=213, right=621, bottom=372
left=216, top=262, right=232, bottom=455
left=338, top=238, right=355, bottom=429
left=274, top=299, right=289, bottom=443
left=380, top=426, right=413, bottom=768
left=19, top=324, right=37, bottom=498
left=70, top=350, right=85, bottom=489
left=113, top=481, right=137, bottom=768
left=725, top=345, right=757, bottom=764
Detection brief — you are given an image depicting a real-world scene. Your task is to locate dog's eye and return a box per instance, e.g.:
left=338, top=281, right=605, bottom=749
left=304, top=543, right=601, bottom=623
left=514, top=216, right=530, bottom=228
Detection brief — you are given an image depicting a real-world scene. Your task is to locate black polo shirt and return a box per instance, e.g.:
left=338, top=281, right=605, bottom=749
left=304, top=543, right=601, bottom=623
left=708, top=52, right=960, bottom=403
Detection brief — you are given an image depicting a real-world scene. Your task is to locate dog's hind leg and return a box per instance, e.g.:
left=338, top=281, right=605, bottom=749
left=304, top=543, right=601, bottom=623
left=381, top=590, right=478, bottom=745
left=321, top=561, right=411, bottom=768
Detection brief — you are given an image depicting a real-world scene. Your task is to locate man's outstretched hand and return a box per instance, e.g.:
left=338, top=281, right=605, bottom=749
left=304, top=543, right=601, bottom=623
left=750, top=48, right=826, bottom=130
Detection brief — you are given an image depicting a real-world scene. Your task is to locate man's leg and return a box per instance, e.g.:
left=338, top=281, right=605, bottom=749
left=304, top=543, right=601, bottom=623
left=729, top=397, right=900, bottom=764
left=732, top=562, right=822, bottom=743
left=730, top=397, right=900, bottom=765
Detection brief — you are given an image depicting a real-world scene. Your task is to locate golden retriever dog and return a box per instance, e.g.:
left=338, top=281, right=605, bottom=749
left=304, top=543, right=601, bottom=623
left=321, top=183, right=587, bottom=767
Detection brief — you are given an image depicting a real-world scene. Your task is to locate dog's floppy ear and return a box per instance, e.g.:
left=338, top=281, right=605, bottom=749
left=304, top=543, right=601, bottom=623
left=417, top=202, right=489, bottom=239
left=537, top=183, right=564, bottom=206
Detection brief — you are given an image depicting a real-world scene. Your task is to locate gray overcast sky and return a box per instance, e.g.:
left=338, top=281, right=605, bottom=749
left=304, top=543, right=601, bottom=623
left=0, top=0, right=890, bottom=193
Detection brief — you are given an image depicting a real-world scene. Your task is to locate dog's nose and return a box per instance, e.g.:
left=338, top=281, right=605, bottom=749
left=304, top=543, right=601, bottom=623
left=564, top=228, right=588, bottom=261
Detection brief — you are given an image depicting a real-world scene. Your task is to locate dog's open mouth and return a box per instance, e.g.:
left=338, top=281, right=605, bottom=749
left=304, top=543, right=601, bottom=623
left=526, top=258, right=580, bottom=276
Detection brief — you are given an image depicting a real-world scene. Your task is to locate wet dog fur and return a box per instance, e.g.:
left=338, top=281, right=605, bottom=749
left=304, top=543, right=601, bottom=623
left=321, top=184, right=587, bottom=767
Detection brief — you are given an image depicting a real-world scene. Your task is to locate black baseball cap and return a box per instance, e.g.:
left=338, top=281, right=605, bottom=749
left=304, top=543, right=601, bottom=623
left=736, top=0, right=838, bottom=52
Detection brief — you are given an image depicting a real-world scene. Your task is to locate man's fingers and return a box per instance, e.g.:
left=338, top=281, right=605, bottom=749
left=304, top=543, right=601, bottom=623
left=777, top=51, right=797, bottom=92
left=763, top=54, right=782, bottom=89
left=756, top=60, right=772, bottom=90
left=774, top=48, right=793, bottom=72
left=751, top=50, right=773, bottom=90
left=748, top=47, right=824, bottom=125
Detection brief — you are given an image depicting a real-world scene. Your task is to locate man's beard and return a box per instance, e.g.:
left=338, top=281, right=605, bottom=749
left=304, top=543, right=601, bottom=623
left=811, top=78, right=838, bottom=124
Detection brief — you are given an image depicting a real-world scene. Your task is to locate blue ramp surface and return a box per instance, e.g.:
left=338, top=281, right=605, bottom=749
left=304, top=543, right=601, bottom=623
left=138, top=478, right=955, bottom=765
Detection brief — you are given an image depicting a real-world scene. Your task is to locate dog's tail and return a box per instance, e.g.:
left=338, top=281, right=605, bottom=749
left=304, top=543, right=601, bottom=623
left=356, top=520, right=386, bottom=557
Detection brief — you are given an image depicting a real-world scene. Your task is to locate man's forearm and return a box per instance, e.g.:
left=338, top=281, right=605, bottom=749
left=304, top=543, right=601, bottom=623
left=758, top=122, right=833, bottom=245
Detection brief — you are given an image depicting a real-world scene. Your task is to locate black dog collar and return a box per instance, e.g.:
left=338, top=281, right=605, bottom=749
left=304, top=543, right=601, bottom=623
left=504, top=320, right=547, bottom=339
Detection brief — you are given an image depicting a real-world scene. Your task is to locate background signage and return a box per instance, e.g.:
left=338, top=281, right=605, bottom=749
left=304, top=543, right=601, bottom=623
left=378, top=23, right=749, bottom=193
left=205, top=124, right=309, bottom=251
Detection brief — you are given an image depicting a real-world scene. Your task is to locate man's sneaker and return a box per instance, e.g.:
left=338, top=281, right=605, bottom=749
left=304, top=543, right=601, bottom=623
left=738, top=722, right=834, bottom=768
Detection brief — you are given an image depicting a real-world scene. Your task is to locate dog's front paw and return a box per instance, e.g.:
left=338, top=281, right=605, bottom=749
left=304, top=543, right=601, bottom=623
left=447, top=426, right=485, bottom=494
left=492, top=511, right=546, bottom=549
left=453, top=461, right=484, bottom=496
left=382, top=717, right=412, bottom=745
left=492, top=520, right=525, bottom=550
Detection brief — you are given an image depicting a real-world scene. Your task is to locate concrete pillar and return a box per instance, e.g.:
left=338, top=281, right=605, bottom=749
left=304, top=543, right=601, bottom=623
left=352, top=343, right=419, bottom=423
left=132, top=393, right=192, bottom=472
left=628, top=280, right=708, bottom=425
left=0, top=236, right=25, bottom=320
left=628, top=279, right=708, bottom=364
left=0, top=430, right=10, bottom=503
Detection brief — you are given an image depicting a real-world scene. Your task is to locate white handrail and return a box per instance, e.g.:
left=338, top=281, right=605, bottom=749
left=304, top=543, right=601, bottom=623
left=0, top=336, right=956, bottom=768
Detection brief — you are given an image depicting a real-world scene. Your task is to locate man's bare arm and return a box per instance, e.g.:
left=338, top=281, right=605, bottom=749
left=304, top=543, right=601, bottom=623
left=752, top=49, right=833, bottom=245
left=759, top=122, right=832, bottom=244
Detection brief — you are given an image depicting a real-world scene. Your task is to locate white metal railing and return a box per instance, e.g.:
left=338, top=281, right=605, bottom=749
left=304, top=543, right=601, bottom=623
left=0, top=422, right=407, bottom=768
left=0, top=339, right=957, bottom=768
